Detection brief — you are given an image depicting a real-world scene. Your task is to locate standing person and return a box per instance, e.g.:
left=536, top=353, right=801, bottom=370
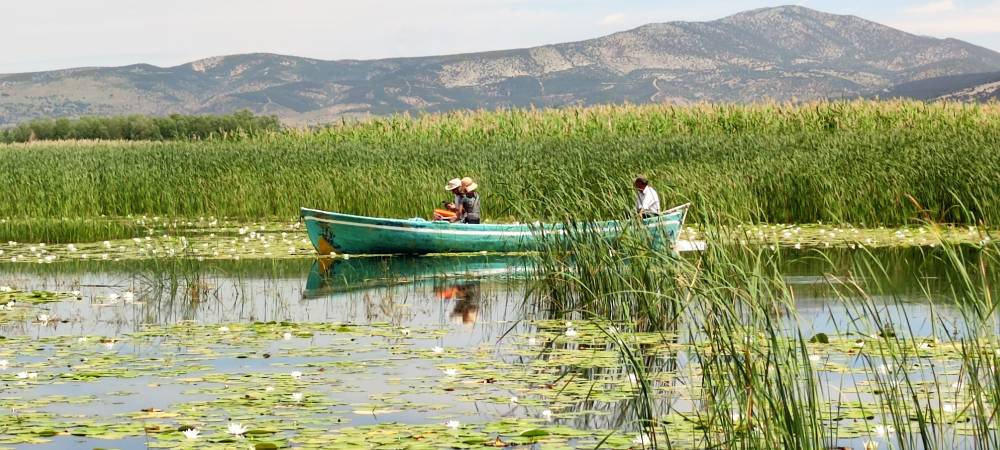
left=460, top=179, right=482, bottom=224
left=634, top=176, right=660, bottom=218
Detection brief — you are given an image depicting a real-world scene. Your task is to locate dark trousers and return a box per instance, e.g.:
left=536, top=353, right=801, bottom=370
left=463, top=217, right=481, bottom=224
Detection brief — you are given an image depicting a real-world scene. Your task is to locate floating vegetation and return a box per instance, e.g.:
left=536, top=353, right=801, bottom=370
left=0, top=302, right=995, bottom=450
left=0, top=215, right=996, bottom=265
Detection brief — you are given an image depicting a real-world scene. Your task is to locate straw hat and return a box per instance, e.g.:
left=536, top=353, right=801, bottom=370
left=445, top=178, right=462, bottom=191
left=461, top=177, right=478, bottom=193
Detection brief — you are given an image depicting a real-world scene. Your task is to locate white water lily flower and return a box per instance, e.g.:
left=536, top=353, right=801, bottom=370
left=527, top=337, right=538, bottom=346
left=443, top=368, right=458, bottom=377
left=632, top=434, right=652, bottom=446
left=943, top=403, right=956, bottom=413
left=854, top=340, right=865, bottom=348
left=291, top=392, right=304, bottom=402
left=864, top=440, right=879, bottom=450
left=564, top=328, right=578, bottom=338
left=123, top=291, right=135, bottom=302
left=227, top=422, right=248, bottom=436
left=218, top=326, right=230, bottom=333
left=564, top=321, right=573, bottom=328
left=102, top=241, right=112, bottom=248
left=509, top=396, right=518, bottom=404
left=182, top=428, right=200, bottom=440
left=541, top=409, right=553, bottom=421
left=290, top=371, right=303, bottom=379
left=872, top=425, right=895, bottom=437
left=67, top=244, right=77, bottom=252
left=0, top=286, right=11, bottom=293
left=0, top=359, right=7, bottom=369
left=70, top=291, right=81, bottom=298
left=104, top=342, right=115, bottom=350
left=77, top=337, right=87, bottom=343
left=446, top=420, right=460, bottom=430
left=401, top=328, right=411, bottom=336
left=432, top=346, right=444, bottom=354
left=37, top=314, right=50, bottom=323
left=265, top=386, right=275, bottom=392
left=808, top=354, right=821, bottom=362
left=918, top=342, right=931, bottom=350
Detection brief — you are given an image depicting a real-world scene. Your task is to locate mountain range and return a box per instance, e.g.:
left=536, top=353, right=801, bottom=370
left=3, top=5, right=1000, bottom=126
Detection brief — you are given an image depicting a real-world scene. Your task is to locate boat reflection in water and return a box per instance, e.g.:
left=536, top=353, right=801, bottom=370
left=303, top=254, right=533, bottom=299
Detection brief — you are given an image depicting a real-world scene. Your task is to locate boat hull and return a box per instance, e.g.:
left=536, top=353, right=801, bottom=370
left=300, top=204, right=689, bottom=255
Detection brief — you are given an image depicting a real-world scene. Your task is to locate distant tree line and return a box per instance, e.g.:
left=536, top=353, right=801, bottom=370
left=0, top=111, right=282, bottom=143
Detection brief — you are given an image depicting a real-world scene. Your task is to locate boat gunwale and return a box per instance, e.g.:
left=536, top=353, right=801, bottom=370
left=299, top=203, right=689, bottom=234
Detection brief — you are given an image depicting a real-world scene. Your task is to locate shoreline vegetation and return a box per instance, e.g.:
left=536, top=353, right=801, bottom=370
left=0, top=110, right=280, bottom=143
left=1, top=101, right=999, bottom=227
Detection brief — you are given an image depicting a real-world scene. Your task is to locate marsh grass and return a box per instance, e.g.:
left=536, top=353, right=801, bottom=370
left=3, top=101, right=999, bottom=226
left=523, top=203, right=1000, bottom=449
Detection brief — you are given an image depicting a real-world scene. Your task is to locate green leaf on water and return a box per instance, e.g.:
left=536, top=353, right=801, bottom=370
left=520, top=429, right=550, bottom=438
left=809, top=333, right=829, bottom=344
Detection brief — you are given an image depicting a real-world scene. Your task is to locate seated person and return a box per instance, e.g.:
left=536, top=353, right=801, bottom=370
left=460, top=180, right=481, bottom=224
left=435, top=178, right=465, bottom=221
left=634, top=176, right=660, bottom=218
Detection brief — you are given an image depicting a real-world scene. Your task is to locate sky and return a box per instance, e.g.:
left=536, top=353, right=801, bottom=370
left=3, top=0, right=1000, bottom=74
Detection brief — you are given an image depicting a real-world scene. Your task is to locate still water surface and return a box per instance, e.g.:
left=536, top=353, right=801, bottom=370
left=0, top=248, right=988, bottom=449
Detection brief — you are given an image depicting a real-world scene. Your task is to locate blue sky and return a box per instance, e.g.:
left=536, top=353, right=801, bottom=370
left=3, top=0, right=1000, bottom=73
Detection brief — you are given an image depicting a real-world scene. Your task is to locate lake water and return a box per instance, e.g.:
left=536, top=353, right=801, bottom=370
left=0, top=247, right=993, bottom=449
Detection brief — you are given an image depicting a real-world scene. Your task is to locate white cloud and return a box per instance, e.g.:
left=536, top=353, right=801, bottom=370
left=599, top=13, right=627, bottom=26
left=904, top=0, right=955, bottom=14
left=892, top=1, right=1000, bottom=34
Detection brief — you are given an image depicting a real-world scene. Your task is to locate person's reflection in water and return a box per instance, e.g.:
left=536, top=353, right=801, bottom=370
left=435, top=282, right=481, bottom=326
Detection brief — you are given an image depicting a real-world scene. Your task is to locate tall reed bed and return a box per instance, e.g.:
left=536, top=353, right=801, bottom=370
left=2, top=101, right=999, bottom=226
left=522, top=205, right=1000, bottom=448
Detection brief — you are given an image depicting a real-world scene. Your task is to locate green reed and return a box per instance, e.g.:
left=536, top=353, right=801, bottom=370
left=2, top=101, right=999, bottom=230
left=522, top=201, right=1000, bottom=449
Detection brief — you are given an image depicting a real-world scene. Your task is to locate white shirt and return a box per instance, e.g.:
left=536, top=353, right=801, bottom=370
left=636, top=186, right=660, bottom=214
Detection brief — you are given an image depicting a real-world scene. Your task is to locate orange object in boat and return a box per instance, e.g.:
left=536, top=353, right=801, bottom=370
left=433, top=209, right=457, bottom=220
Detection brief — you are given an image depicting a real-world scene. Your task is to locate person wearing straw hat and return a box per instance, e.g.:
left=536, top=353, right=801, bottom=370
left=436, top=178, right=465, bottom=222
left=459, top=177, right=481, bottom=224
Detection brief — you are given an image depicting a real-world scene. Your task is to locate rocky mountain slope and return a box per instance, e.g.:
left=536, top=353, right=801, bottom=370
left=3, top=5, right=1000, bottom=125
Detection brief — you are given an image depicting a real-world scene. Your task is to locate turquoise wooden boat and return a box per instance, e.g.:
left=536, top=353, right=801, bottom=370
left=300, top=203, right=689, bottom=256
